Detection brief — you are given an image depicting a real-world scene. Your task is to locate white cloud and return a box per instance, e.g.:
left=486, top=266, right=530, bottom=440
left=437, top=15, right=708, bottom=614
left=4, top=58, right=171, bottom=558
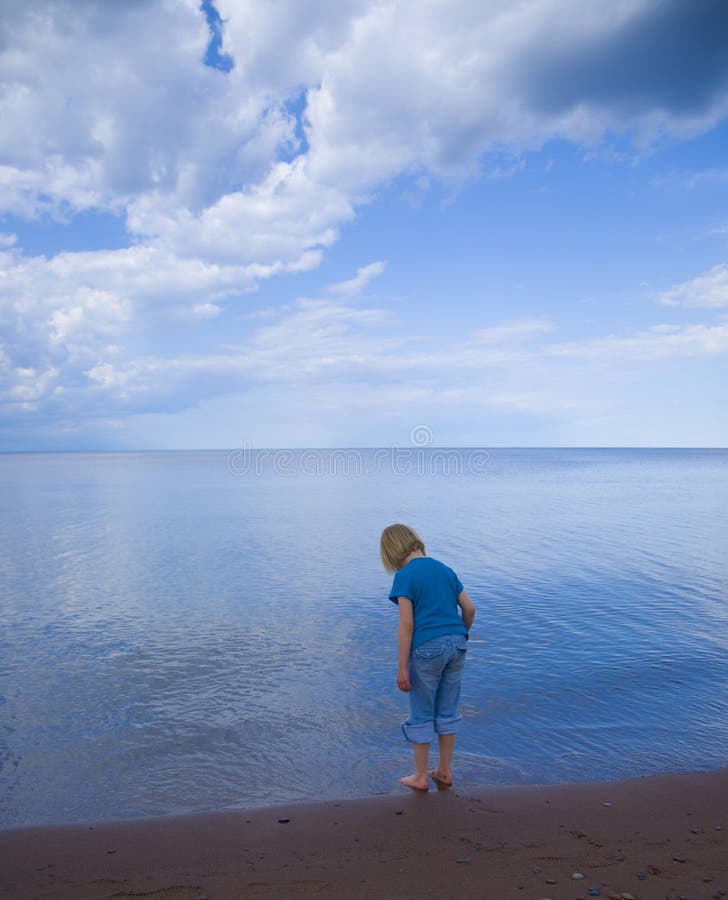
left=468, top=318, right=554, bottom=345
left=658, top=264, right=728, bottom=308
left=2, top=0, right=728, bottom=442
left=35, top=300, right=728, bottom=424
left=131, top=156, right=354, bottom=267
left=0, top=244, right=260, bottom=345
left=0, top=240, right=281, bottom=425
left=0, top=253, right=396, bottom=422
left=1, top=1, right=208, bottom=215
left=4, top=0, right=727, bottom=242
left=186, top=302, right=222, bottom=321
left=548, top=322, right=728, bottom=363
left=327, top=260, right=386, bottom=297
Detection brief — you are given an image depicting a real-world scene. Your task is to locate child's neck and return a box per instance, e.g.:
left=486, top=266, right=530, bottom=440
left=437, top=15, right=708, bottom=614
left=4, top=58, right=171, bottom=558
left=402, top=550, right=426, bottom=566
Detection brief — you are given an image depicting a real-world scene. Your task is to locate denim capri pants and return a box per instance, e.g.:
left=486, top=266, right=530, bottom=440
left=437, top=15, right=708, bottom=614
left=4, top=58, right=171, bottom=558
left=402, top=633, right=468, bottom=744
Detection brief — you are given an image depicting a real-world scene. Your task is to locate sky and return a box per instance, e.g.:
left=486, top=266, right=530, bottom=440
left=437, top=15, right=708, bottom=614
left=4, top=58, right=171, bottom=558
left=1, top=0, right=728, bottom=451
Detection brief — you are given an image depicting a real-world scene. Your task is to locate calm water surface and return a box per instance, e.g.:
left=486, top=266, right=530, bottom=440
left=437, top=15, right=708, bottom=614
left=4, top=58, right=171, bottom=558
left=0, top=448, right=726, bottom=827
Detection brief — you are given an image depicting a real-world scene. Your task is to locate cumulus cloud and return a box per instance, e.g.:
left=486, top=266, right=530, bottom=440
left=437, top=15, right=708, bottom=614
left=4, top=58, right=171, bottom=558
left=0, top=241, right=275, bottom=427
left=5, top=1, right=728, bottom=234
left=2, top=0, right=728, bottom=441
left=131, top=157, right=354, bottom=267
left=518, top=0, right=728, bottom=135
left=1, top=0, right=206, bottom=215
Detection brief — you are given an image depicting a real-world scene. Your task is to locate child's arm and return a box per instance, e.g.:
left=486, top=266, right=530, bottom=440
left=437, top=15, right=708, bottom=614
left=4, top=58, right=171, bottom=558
left=458, top=589, right=476, bottom=631
left=396, top=596, right=414, bottom=692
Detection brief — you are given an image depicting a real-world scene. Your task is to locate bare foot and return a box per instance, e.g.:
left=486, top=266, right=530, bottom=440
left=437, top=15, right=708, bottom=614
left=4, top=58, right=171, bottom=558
left=428, top=769, right=452, bottom=789
left=400, top=774, right=429, bottom=792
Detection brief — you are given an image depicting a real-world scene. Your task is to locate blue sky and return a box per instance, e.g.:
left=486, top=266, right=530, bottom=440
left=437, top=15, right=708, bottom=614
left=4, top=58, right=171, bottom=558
left=1, top=0, right=727, bottom=450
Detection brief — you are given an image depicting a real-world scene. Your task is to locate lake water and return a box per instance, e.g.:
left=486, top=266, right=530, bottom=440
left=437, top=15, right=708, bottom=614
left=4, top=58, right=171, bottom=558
left=0, top=448, right=726, bottom=827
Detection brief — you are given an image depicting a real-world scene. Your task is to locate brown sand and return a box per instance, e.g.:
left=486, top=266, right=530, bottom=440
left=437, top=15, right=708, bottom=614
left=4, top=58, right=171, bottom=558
left=1, top=769, right=726, bottom=900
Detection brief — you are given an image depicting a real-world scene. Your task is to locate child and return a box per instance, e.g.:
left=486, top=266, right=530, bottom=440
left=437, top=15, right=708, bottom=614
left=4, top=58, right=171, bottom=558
left=380, top=523, right=476, bottom=791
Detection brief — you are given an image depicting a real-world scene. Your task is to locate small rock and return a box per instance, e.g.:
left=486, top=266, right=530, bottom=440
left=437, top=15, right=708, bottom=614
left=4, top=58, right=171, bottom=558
left=673, top=855, right=688, bottom=863
left=572, top=872, right=585, bottom=880
left=602, top=801, right=613, bottom=807
left=532, top=866, right=543, bottom=874
left=456, top=857, right=472, bottom=864
left=691, top=827, right=704, bottom=834
left=621, top=894, right=636, bottom=900
left=545, top=878, right=557, bottom=885
left=277, top=817, right=290, bottom=824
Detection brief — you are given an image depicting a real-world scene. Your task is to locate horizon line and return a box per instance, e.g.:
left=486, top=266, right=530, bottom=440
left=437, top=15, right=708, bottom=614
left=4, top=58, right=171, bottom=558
left=1, top=445, right=727, bottom=454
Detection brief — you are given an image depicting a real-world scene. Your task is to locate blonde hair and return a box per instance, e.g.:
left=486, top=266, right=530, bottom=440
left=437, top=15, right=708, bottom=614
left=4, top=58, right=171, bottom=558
left=380, top=523, right=426, bottom=573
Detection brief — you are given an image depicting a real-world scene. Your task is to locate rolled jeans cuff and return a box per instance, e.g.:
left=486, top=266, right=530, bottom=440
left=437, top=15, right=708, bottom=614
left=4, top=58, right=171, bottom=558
left=401, top=719, right=436, bottom=744
left=435, top=713, right=463, bottom=735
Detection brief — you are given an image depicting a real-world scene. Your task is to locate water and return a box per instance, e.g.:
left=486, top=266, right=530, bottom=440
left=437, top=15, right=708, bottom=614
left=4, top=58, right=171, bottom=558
left=0, top=448, right=726, bottom=828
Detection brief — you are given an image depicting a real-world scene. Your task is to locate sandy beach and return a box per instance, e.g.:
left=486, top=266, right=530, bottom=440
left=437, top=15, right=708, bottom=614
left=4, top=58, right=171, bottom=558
left=1, top=769, right=726, bottom=900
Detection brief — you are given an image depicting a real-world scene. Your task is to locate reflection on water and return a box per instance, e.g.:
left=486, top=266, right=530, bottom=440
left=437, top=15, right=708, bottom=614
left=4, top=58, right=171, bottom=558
left=0, top=449, right=727, bottom=826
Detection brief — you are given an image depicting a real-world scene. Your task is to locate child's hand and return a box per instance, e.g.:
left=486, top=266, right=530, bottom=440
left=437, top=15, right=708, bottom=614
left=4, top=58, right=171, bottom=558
left=396, top=667, right=411, bottom=692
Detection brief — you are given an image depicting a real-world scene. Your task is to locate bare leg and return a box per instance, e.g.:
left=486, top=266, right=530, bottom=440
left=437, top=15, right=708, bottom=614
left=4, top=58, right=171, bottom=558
left=400, top=742, right=430, bottom=791
left=429, top=733, right=455, bottom=788
left=438, top=733, right=456, bottom=775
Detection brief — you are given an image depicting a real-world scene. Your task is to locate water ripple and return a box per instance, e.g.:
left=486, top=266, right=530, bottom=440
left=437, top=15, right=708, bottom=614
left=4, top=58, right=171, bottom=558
left=1, top=449, right=726, bottom=826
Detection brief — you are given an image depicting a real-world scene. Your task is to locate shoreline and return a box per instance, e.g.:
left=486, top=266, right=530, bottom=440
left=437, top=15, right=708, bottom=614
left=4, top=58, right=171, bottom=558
left=2, top=769, right=726, bottom=899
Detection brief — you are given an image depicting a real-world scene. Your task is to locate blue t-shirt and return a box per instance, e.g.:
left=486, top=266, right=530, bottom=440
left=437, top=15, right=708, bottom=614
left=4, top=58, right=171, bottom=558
left=389, top=556, right=468, bottom=649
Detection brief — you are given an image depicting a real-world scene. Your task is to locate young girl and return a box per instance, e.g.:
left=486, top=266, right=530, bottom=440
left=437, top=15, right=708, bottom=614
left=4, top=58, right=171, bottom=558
left=380, top=523, right=476, bottom=791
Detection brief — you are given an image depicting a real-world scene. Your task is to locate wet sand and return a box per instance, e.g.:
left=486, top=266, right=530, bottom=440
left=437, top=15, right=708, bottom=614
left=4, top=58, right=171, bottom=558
left=1, top=769, right=726, bottom=899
